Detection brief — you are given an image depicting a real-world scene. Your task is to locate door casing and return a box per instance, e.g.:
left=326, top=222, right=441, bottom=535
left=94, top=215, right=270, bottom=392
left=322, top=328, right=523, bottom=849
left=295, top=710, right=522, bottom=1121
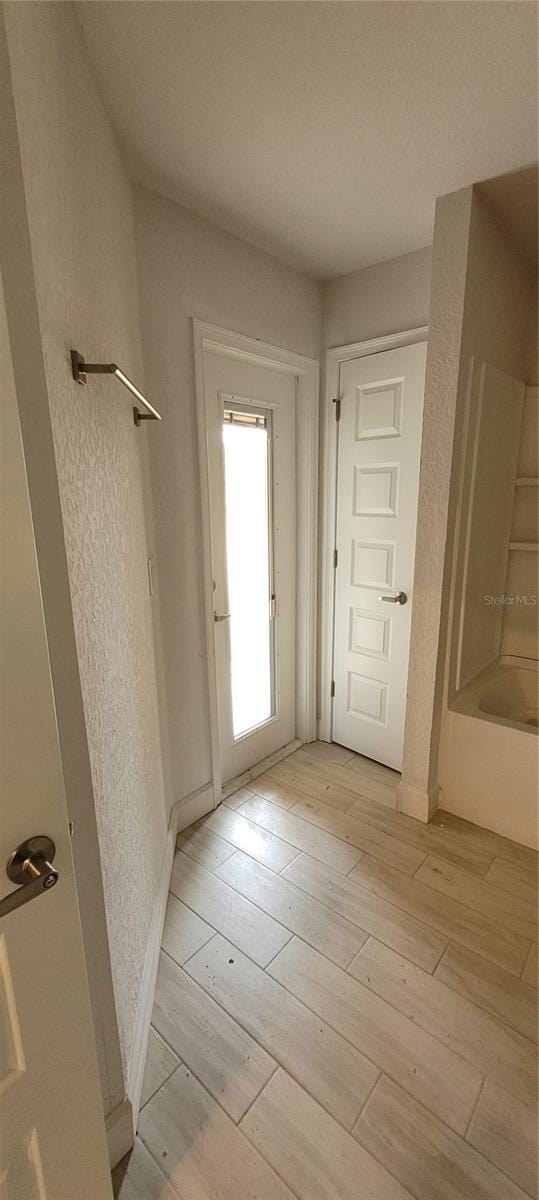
left=320, top=326, right=428, bottom=746
left=193, top=320, right=319, bottom=802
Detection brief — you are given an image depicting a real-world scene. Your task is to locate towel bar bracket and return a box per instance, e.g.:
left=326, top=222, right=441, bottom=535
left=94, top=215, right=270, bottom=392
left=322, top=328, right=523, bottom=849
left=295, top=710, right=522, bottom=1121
left=71, top=349, right=161, bottom=426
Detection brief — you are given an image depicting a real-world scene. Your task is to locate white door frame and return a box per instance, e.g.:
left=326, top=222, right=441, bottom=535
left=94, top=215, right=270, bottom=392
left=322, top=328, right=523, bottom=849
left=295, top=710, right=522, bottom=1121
left=193, top=320, right=319, bottom=803
left=319, top=326, right=429, bottom=744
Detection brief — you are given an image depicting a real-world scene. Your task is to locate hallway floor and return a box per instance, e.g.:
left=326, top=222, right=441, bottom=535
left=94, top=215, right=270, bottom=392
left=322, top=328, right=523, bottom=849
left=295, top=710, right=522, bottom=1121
left=113, top=743, right=538, bottom=1200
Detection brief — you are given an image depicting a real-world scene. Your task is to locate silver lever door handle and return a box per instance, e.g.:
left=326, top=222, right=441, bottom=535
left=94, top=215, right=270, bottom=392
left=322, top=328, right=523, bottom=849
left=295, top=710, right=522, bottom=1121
left=0, top=836, right=58, bottom=919
left=214, top=612, right=231, bottom=623
left=379, top=591, right=408, bottom=605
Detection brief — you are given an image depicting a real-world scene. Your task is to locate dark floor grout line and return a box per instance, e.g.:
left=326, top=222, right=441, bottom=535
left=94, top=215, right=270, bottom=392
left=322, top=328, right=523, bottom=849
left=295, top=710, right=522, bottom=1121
left=348, top=857, right=533, bottom=974
left=404, top=866, right=537, bottom=947
left=145, top=1048, right=266, bottom=1131
left=410, top=851, right=429, bottom=877
left=179, top=933, right=380, bottom=1134
left=482, top=859, right=537, bottom=897
left=345, top=851, right=366, bottom=875
left=139, top=1059, right=182, bottom=1114
left=156, top=878, right=536, bottom=1178
left=265, top=927, right=538, bottom=1107
left=184, top=839, right=533, bottom=1005
left=222, top=739, right=303, bottom=799
left=349, top=1073, right=499, bottom=1200
left=261, top=943, right=490, bottom=1140
left=430, top=935, right=452, bottom=976
left=415, top=852, right=538, bottom=914
left=238, top=1089, right=306, bottom=1200
left=278, top=849, right=303, bottom=874
left=176, top=843, right=236, bottom=873
left=139, top=1055, right=300, bottom=1200
left=520, top=939, right=538, bottom=982
left=463, top=1074, right=486, bottom=1140
left=279, top=778, right=518, bottom=880
left=133, top=1135, right=184, bottom=1200
left=171, top=851, right=294, bottom=948
left=176, top=930, right=218, bottom=970
left=338, top=939, right=539, bottom=1095
left=172, top=847, right=537, bottom=1061
left=282, top=757, right=399, bottom=804
left=175, top=950, right=372, bottom=1140
left=276, top=756, right=539, bottom=876
left=210, top=851, right=372, bottom=965
left=262, top=932, right=296, bottom=973
left=345, top=935, right=373, bottom=977
left=351, top=1065, right=383, bottom=1128
left=207, top=811, right=312, bottom=865
left=166, top=876, right=301, bottom=976
left=231, top=796, right=370, bottom=872
left=235, top=1061, right=281, bottom=1126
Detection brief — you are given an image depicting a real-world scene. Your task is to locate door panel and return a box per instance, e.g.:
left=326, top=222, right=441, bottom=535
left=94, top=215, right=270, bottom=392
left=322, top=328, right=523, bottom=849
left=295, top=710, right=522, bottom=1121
left=204, top=353, right=296, bottom=783
left=333, top=343, right=426, bottom=770
left=0, top=273, right=112, bottom=1199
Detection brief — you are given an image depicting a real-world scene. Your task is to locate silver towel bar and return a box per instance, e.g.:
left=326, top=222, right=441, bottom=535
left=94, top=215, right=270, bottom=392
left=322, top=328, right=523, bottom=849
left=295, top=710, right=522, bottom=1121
left=71, top=350, right=162, bottom=426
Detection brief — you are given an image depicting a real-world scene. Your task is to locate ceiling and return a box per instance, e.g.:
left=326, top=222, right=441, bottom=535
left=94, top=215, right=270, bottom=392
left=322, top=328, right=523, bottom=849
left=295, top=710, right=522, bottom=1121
left=78, top=1, right=538, bottom=280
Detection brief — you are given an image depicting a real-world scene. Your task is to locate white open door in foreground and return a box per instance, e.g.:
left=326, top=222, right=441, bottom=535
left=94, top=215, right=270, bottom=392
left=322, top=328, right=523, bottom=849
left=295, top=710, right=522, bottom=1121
left=0, top=272, right=112, bottom=1200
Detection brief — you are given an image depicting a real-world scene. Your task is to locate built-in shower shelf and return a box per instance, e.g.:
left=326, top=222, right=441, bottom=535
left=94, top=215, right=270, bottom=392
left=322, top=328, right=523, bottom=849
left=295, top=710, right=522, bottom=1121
left=509, top=541, right=539, bottom=552
left=515, top=477, right=539, bottom=486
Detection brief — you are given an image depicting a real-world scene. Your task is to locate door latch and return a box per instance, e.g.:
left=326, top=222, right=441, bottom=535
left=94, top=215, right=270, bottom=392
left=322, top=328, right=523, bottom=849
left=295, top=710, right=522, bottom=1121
left=0, top=836, right=58, bottom=919
left=378, top=591, right=408, bottom=605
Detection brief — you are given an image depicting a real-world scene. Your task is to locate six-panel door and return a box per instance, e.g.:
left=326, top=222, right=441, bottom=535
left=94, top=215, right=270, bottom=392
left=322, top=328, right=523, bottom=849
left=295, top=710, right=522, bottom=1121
left=332, top=342, right=427, bottom=769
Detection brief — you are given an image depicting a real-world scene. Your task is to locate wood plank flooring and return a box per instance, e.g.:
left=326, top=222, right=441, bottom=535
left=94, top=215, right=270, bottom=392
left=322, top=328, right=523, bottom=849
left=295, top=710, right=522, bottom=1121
left=113, top=743, right=538, bottom=1200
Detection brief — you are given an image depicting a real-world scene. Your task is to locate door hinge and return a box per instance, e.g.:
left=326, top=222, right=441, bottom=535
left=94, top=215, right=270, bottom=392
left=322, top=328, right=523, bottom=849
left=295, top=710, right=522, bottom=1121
left=333, top=548, right=338, bottom=569
left=332, top=397, right=341, bottom=422
left=330, top=680, right=335, bottom=698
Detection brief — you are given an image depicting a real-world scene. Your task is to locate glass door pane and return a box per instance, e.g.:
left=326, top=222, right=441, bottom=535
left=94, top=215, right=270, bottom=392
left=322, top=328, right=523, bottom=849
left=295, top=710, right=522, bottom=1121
left=222, top=407, right=274, bottom=739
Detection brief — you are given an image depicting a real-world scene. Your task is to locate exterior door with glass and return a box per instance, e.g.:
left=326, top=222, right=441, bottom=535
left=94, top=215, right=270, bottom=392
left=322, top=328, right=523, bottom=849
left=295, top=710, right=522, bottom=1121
left=203, top=352, right=296, bottom=783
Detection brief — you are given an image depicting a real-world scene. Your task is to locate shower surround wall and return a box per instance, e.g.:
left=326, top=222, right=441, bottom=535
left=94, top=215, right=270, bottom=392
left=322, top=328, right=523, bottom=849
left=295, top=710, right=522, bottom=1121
left=502, top=379, right=539, bottom=662
left=435, top=179, right=538, bottom=846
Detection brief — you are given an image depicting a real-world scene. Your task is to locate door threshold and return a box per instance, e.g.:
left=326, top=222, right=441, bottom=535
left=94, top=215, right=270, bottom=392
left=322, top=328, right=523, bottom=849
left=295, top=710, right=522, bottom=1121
left=221, top=738, right=302, bottom=799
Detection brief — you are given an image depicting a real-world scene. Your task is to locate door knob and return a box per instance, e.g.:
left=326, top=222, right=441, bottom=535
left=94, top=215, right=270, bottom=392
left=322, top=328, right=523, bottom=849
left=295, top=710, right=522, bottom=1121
left=0, top=836, right=58, bottom=919
left=214, top=612, right=231, bottom=623
left=378, top=591, right=408, bottom=605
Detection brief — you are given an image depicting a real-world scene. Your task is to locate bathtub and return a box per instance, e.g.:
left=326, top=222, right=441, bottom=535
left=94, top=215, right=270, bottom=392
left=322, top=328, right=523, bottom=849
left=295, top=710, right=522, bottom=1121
left=475, top=658, right=538, bottom=732
left=438, top=657, right=538, bottom=849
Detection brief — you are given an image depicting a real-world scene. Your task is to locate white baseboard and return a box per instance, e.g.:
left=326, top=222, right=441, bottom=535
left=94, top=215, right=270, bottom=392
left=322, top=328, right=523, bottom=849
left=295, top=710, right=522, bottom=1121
left=175, top=781, right=216, bottom=834
left=126, top=782, right=215, bottom=1135
left=396, top=779, right=440, bottom=823
left=221, top=739, right=302, bottom=798
left=106, top=1097, right=134, bottom=1170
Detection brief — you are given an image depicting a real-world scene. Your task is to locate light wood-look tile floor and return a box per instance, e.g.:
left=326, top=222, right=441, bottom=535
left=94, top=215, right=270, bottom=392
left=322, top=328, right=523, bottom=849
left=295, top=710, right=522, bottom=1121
left=113, top=743, right=539, bottom=1200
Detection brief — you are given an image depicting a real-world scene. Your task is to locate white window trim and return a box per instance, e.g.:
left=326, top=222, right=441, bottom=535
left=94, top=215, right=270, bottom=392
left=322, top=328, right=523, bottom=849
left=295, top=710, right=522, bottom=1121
left=193, top=319, right=319, bottom=804
left=319, top=325, right=429, bottom=743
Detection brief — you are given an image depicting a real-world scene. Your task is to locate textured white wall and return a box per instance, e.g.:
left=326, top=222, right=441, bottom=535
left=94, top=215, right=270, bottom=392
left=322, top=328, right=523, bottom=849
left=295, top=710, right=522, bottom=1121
left=322, top=247, right=432, bottom=350
left=4, top=2, right=167, bottom=1090
left=133, top=186, right=322, bottom=809
left=398, top=188, right=473, bottom=818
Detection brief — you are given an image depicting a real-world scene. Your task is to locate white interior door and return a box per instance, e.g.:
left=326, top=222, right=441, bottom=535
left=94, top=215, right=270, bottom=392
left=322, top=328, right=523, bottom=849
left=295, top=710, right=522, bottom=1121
left=204, top=352, right=296, bottom=783
left=332, top=341, right=427, bottom=770
left=0, top=273, right=112, bottom=1199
